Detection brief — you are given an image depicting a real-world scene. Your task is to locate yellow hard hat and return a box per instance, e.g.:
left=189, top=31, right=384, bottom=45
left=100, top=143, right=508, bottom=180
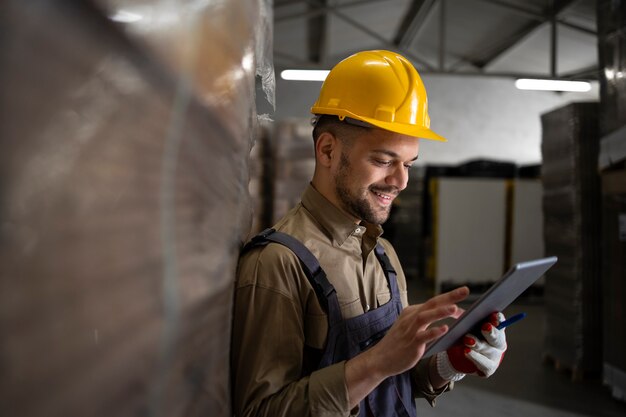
left=311, top=50, right=446, bottom=142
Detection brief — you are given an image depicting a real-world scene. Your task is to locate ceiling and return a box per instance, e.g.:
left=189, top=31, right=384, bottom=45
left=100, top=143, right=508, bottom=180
left=273, top=0, right=599, bottom=81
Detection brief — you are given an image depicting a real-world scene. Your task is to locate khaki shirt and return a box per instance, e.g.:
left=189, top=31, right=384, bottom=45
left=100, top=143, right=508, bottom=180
left=232, top=185, right=449, bottom=417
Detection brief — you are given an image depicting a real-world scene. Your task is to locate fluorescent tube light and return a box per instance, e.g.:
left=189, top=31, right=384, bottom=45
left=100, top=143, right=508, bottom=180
left=281, top=70, right=330, bottom=81
left=110, top=10, right=143, bottom=23
left=515, top=78, right=591, bottom=92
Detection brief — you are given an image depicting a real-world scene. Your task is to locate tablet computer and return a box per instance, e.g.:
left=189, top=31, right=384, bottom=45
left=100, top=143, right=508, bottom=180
left=423, top=256, right=558, bottom=357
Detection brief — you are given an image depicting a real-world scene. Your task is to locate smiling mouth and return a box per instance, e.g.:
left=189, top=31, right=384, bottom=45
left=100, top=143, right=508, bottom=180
left=371, top=189, right=396, bottom=205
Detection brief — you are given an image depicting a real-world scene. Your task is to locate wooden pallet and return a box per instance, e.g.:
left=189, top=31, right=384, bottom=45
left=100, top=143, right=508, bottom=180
left=543, top=354, right=599, bottom=382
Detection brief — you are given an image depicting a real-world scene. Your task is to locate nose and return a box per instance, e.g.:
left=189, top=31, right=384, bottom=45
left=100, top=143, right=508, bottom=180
left=386, top=163, right=409, bottom=191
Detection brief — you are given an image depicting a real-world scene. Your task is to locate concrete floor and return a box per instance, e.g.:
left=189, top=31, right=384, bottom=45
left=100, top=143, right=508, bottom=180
left=408, top=280, right=626, bottom=417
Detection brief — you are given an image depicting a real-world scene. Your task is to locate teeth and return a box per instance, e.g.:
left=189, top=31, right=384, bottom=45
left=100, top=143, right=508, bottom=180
left=374, top=191, right=391, bottom=200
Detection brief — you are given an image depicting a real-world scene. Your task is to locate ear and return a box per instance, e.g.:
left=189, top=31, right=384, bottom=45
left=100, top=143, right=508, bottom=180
left=315, top=131, right=339, bottom=168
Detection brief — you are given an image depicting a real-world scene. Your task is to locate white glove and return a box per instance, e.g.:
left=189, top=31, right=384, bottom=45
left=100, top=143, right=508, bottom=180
left=436, top=312, right=507, bottom=380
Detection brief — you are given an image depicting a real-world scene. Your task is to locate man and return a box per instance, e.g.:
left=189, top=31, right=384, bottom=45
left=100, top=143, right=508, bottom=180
left=232, top=50, right=507, bottom=417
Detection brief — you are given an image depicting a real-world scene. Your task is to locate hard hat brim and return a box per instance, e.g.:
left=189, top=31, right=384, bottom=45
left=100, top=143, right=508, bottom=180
left=311, top=108, right=448, bottom=142
left=361, top=116, right=448, bottom=142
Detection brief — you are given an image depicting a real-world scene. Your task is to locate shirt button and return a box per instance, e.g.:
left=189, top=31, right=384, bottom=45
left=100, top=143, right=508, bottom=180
left=365, top=304, right=370, bottom=311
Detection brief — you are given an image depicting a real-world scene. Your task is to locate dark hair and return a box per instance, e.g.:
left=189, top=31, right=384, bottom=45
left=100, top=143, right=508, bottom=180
left=312, top=115, right=371, bottom=146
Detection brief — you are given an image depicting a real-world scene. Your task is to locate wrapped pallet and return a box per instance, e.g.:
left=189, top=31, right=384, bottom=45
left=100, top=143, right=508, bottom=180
left=540, top=102, right=602, bottom=380
left=0, top=0, right=273, bottom=416
left=600, top=170, right=626, bottom=401
left=271, top=119, right=316, bottom=224
left=598, top=0, right=626, bottom=401
left=383, top=166, right=425, bottom=281
left=248, top=121, right=274, bottom=238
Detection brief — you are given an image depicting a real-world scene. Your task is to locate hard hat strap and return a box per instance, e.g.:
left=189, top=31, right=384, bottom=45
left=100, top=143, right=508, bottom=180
left=343, top=117, right=374, bottom=129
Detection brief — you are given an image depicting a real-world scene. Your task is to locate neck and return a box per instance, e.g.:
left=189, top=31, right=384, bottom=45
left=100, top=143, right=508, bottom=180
left=311, top=176, right=361, bottom=225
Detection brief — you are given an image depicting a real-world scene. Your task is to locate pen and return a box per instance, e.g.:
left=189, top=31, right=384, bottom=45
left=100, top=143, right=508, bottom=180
left=496, top=312, right=527, bottom=330
left=471, top=312, right=527, bottom=340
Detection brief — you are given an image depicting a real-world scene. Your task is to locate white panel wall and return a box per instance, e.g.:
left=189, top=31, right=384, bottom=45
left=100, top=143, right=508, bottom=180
left=434, top=178, right=507, bottom=289
left=511, top=179, right=546, bottom=286
left=511, top=179, right=545, bottom=264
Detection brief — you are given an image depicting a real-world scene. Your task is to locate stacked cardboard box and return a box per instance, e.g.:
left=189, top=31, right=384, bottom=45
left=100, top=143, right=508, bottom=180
left=540, top=102, right=602, bottom=378
left=601, top=170, right=626, bottom=400
left=383, top=167, right=425, bottom=281
left=248, top=122, right=273, bottom=238
left=272, top=119, right=316, bottom=223
left=0, top=1, right=266, bottom=416
left=598, top=0, right=626, bottom=401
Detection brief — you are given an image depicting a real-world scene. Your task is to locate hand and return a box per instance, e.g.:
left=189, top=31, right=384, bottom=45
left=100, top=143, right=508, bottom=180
left=345, top=286, right=469, bottom=408
left=367, top=286, right=468, bottom=378
left=436, top=312, right=507, bottom=380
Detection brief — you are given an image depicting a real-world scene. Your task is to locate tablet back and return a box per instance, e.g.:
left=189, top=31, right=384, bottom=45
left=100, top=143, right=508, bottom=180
left=423, top=256, right=558, bottom=357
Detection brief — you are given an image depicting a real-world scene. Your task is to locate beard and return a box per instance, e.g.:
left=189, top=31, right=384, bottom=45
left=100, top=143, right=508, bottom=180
left=334, top=151, right=397, bottom=225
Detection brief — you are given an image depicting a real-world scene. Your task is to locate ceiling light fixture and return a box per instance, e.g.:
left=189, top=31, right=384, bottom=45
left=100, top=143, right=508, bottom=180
left=515, top=78, right=591, bottom=92
left=110, top=10, right=143, bottom=23
left=280, top=70, right=330, bottom=81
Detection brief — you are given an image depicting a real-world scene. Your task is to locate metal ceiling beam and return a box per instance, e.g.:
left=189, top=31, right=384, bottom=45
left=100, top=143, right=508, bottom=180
left=307, top=0, right=328, bottom=63
left=393, top=0, right=438, bottom=49
left=550, top=5, right=557, bottom=77
left=558, top=19, right=596, bottom=36
left=438, top=0, right=446, bottom=70
left=276, top=0, right=384, bottom=22
left=467, top=0, right=578, bottom=70
left=284, top=0, right=434, bottom=69
left=560, top=64, right=599, bottom=80
left=274, top=50, right=313, bottom=66
left=476, top=0, right=596, bottom=36
left=323, top=4, right=435, bottom=70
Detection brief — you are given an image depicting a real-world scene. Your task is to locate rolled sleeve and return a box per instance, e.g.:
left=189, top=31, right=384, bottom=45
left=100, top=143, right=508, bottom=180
left=309, top=361, right=353, bottom=416
left=413, top=358, right=453, bottom=406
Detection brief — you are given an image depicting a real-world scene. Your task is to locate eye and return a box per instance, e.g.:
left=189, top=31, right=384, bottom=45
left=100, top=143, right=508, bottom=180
left=372, top=158, right=392, bottom=167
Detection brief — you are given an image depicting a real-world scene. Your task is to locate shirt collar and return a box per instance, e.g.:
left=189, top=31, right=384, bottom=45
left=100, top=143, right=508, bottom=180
left=301, top=184, right=384, bottom=247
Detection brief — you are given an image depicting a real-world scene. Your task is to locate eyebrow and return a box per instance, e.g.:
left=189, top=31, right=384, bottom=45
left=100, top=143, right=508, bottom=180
left=371, top=149, right=419, bottom=161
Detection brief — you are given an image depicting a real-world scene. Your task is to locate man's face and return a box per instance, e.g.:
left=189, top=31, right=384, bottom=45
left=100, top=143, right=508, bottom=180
left=331, top=129, right=419, bottom=225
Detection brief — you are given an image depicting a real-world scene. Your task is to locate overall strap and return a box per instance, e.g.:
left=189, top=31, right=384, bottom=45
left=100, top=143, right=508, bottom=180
left=242, top=228, right=336, bottom=313
left=374, top=244, right=401, bottom=300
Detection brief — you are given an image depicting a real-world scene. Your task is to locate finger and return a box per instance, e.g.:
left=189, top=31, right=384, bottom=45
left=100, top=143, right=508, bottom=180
left=419, top=286, right=469, bottom=311
left=416, top=324, right=449, bottom=345
left=466, top=349, right=496, bottom=376
left=463, top=335, right=477, bottom=348
left=481, top=323, right=507, bottom=350
left=452, top=306, right=465, bottom=320
left=467, top=338, right=498, bottom=357
left=414, top=304, right=459, bottom=331
left=496, top=312, right=505, bottom=323
left=488, top=312, right=505, bottom=326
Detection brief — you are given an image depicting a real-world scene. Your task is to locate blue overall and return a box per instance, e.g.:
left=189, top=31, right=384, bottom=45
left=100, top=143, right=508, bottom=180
left=244, top=228, right=416, bottom=417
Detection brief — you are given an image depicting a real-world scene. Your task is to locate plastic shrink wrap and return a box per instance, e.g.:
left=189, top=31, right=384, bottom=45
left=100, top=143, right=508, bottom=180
left=0, top=0, right=273, bottom=416
left=540, top=102, right=602, bottom=380
left=598, top=0, right=626, bottom=401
